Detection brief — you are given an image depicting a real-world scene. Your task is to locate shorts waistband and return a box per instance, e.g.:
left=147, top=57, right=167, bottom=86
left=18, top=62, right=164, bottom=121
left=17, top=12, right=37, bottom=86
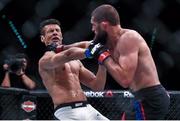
left=131, top=84, right=166, bottom=99
left=134, top=84, right=163, bottom=93
left=54, top=101, right=89, bottom=111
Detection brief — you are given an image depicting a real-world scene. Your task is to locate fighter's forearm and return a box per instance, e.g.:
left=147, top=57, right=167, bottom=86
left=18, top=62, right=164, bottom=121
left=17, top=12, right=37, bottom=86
left=84, top=65, right=107, bottom=91
left=52, top=47, right=86, bottom=67
left=39, top=47, right=87, bottom=70
left=103, top=57, right=130, bottom=88
left=63, top=41, right=90, bottom=50
left=63, top=47, right=86, bottom=60
left=95, top=65, right=107, bottom=90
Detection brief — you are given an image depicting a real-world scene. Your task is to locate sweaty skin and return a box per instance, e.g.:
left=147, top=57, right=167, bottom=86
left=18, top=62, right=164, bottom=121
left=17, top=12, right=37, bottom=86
left=106, top=29, right=160, bottom=91
left=39, top=57, right=86, bottom=107
left=39, top=24, right=106, bottom=108
left=91, top=16, right=160, bottom=91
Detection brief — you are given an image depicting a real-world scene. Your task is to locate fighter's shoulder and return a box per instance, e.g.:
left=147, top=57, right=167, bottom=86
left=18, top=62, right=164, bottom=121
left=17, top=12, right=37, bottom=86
left=121, top=29, right=143, bottom=44
left=122, top=29, right=141, bottom=39
left=39, top=52, right=53, bottom=63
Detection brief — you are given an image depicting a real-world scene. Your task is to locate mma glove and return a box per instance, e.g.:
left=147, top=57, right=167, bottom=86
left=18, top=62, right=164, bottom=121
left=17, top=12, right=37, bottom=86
left=46, top=42, right=64, bottom=53
left=84, top=42, right=111, bottom=64
left=84, top=41, right=97, bottom=59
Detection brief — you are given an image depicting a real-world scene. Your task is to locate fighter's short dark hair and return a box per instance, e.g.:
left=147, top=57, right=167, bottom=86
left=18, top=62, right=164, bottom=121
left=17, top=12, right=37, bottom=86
left=40, top=19, right=61, bottom=35
left=91, top=4, right=120, bottom=25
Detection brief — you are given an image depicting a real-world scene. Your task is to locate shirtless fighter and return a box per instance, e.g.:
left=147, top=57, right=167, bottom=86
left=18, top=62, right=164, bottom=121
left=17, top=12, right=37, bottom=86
left=83, top=4, right=170, bottom=119
left=38, top=19, right=109, bottom=120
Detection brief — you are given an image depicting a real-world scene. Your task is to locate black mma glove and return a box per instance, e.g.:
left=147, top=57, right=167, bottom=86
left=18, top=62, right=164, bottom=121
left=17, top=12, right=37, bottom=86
left=46, top=42, right=64, bottom=53
left=84, top=42, right=110, bottom=64
left=84, top=41, right=97, bottom=59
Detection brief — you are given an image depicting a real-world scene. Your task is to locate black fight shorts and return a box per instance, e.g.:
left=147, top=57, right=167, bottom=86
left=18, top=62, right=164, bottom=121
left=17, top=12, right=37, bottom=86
left=125, top=85, right=170, bottom=120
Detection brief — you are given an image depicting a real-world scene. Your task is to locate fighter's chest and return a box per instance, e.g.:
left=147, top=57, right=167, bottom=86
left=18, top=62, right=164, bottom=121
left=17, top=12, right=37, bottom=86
left=62, top=61, right=80, bottom=73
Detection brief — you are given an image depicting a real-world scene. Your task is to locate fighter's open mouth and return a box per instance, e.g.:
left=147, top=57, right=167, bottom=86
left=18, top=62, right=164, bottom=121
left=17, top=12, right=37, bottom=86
left=52, top=36, right=60, bottom=40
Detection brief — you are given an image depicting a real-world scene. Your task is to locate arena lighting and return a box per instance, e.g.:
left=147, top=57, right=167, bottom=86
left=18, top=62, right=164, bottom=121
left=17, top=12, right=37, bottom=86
left=1, top=14, right=27, bottom=49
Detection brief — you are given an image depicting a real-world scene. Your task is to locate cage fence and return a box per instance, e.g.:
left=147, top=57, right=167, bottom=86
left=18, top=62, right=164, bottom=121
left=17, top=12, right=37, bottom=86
left=0, top=87, right=179, bottom=120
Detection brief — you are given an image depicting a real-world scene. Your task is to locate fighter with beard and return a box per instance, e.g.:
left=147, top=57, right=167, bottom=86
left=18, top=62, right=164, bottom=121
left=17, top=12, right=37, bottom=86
left=38, top=19, right=109, bottom=120
left=85, top=4, right=170, bottom=120
left=66, top=4, right=170, bottom=120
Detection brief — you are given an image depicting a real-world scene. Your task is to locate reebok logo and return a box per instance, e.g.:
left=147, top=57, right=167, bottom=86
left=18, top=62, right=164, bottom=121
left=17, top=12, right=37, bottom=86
left=84, top=91, right=104, bottom=97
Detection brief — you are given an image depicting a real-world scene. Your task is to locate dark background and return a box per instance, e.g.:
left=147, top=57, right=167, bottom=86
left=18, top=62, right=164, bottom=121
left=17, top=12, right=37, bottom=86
left=0, top=0, right=180, bottom=90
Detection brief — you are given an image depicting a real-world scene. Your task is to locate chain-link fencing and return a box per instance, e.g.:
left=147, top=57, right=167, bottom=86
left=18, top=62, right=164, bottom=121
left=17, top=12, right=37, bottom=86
left=0, top=87, right=179, bottom=120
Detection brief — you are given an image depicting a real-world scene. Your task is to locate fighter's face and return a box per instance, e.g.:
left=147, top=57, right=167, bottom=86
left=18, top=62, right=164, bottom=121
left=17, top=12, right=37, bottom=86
left=41, top=24, right=63, bottom=46
left=94, top=27, right=108, bottom=44
left=91, top=17, right=108, bottom=44
left=91, top=16, right=99, bottom=35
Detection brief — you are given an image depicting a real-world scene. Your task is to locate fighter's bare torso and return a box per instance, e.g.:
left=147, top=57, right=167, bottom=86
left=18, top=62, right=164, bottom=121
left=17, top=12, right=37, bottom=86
left=108, top=29, right=160, bottom=91
left=39, top=55, right=86, bottom=107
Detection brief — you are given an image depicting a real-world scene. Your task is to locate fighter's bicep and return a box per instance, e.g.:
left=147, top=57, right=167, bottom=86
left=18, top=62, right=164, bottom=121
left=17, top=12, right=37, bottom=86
left=119, top=50, right=138, bottom=81
left=120, top=51, right=138, bottom=69
left=119, top=33, right=139, bottom=73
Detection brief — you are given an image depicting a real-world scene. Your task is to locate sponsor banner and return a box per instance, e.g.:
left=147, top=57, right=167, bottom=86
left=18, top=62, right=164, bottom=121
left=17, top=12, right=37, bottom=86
left=84, top=91, right=104, bottom=98
left=105, top=90, right=114, bottom=97
left=123, top=91, right=134, bottom=98
left=84, top=90, right=134, bottom=98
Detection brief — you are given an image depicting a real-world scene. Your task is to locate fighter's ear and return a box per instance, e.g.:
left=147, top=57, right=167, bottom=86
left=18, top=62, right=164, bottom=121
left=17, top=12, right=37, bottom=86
left=41, top=35, right=45, bottom=43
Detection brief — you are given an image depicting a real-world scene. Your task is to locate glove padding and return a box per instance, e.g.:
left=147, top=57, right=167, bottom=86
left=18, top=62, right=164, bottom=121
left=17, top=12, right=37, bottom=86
left=85, top=42, right=110, bottom=64
left=46, top=42, right=64, bottom=53
left=84, top=41, right=100, bottom=59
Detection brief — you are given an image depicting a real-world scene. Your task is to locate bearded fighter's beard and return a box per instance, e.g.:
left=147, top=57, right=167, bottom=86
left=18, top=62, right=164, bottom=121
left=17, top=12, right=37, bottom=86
left=93, top=31, right=107, bottom=45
